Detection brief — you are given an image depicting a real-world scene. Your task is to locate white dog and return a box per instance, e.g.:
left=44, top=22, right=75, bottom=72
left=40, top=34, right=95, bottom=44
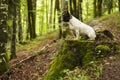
left=62, top=11, right=96, bottom=40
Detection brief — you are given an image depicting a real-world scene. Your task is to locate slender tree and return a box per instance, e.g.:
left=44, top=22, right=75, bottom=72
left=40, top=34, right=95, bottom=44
left=86, top=0, right=89, bottom=18
left=61, top=0, right=69, bottom=38
left=73, top=0, right=77, bottom=17
left=107, top=0, right=113, bottom=14
left=18, top=0, right=23, bottom=43
left=98, top=0, right=102, bottom=16
left=78, top=0, right=83, bottom=21
left=118, top=0, right=120, bottom=12
left=93, top=0, right=97, bottom=18
left=39, top=0, right=44, bottom=35
left=46, top=0, right=49, bottom=32
left=10, top=0, right=17, bottom=59
left=69, top=0, right=73, bottom=14
left=49, top=0, right=53, bottom=29
left=27, top=0, right=36, bottom=39
left=54, top=0, right=62, bottom=38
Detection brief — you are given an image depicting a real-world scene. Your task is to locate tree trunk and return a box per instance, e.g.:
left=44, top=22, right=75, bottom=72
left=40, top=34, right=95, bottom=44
left=49, top=0, right=53, bottom=29
left=18, top=0, right=23, bottom=43
left=73, top=0, right=76, bottom=17
left=32, top=0, right=36, bottom=38
left=107, top=0, right=113, bottom=14
left=98, top=0, right=102, bottom=16
left=27, top=0, right=36, bottom=39
left=86, top=0, right=89, bottom=19
left=94, top=0, right=97, bottom=18
left=61, top=0, right=69, bottom=39
left=78, top=0, right=83, bottom=21
left=54, top=0, right=62, bottom=39
left=10, top=0, right=17, bottom=59
left=119, top=0, right=120, bottom=12
left=46, top=0, right=49, bottom=33
left=0, top=0, right=8, bottom=53
left=0, top=0, right=9, bottom=74
left=39, top=0, right=44, bottom=36
left=69, top=0, right=73, bottom=14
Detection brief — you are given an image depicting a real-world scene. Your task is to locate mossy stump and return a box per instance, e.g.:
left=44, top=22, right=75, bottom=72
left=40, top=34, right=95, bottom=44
left=44, top=40, right=95, bottom=80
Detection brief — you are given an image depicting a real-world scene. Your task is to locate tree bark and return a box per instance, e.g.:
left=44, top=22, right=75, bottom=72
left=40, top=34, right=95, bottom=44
left=27, top=0, right=36, bottom=39
left=73, top=0, right=76, bottom=17
left=0, top=0, right=9, bottom=74
left=0, top=0, right=8, bottom=53
left=61, top=0, right=69, bottom=39
left=119, top=0, right=120, bottom=12
left=78, top=0, right=83, bottom=21
left=69, top=0, right=73, bottom=14
left=49, top=0, right=53, bottom=29
left=46, top=0, right=49, bottom=32
left=98, top=0, right=102, bottom=16
left=18, top=0, right=23, bottom=43
left=54, top=0, right=62, bottom=39
left=93, top=0, right=97, bottom=18
left=107, top=0, right=113, bottom=14
left=10, top=0, right=17, bottom=59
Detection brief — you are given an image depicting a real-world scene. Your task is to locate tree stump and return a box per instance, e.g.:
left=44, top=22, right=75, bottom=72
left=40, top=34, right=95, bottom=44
left=44, top=40, right=95, bottom=80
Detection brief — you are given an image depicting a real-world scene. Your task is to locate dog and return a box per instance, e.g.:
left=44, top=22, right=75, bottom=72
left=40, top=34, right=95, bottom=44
left=62, top=11, right=96, bottom=40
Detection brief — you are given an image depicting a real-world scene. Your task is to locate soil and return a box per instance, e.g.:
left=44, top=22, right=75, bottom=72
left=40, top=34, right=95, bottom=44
left=0, top=35, right=61, bottom=80
left=99, top=55, right=120, bottom=80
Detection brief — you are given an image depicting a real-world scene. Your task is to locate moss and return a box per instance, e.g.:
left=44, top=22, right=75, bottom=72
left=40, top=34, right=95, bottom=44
left=115, top=45, right=120, bottom=54
left=0, top=61, right=9, bottom=75
left=0, top=53, right=9, bottom=75
left=95, top=45, right=110, bottom=57
left=44, top=40, right=95, bottom=80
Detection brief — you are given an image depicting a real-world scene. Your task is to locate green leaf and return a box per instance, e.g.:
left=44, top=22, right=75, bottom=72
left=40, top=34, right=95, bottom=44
left=7, top=20, right=13, bottom=27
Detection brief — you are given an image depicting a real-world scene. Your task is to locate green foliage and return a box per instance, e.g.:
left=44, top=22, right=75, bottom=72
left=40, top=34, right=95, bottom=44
left=0, top=53, right=9, bottom=75
left=115, top=45, right=120, bottom=54
left=7, top=20, right=13, bottom=27
left=95, top=45, right=110, bottom=57
left=61, top=61, right=103, bottom=80
left=44, top=40, right=95, bottom=80
left=62, top=68, right=90, bottom=80
left=87, top=61, right=103, bottom=79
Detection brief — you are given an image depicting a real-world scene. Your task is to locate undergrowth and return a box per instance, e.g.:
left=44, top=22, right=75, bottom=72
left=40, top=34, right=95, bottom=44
left=60, top=61, right=103, bottom=80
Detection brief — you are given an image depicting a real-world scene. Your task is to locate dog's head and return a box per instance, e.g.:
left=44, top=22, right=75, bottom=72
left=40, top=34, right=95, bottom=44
left=62, top=11, right=72, bottom=22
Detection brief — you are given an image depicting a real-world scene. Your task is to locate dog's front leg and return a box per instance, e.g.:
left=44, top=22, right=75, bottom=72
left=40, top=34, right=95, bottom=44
left=70, top=30, right=76, bottom=38
left=75, top=30, right=79, bottom=39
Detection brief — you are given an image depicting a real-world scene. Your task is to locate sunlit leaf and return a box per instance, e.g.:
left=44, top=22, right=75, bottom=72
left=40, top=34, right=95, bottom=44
left=7, top=20, right=13, bottom=27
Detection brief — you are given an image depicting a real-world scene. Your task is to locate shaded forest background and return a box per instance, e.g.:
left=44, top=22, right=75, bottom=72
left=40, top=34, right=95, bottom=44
left=0, top=0, right=120, bottom=74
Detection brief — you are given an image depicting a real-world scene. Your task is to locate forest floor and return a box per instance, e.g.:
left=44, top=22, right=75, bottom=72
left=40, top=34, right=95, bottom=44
left=0, top=13, right=120, bottom=80
left=92, top=13, right=120, bottom=80
left=0, top=32, right=62, bottom=80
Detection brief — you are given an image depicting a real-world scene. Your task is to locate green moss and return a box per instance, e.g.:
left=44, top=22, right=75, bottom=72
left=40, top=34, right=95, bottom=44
left=0, top=53, right=9, bottom=75
left=44, top=40, right=95, bottom=80
left=95, top=45, right=110, bottom=57
left=115, top=45, right=120, bottom=54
